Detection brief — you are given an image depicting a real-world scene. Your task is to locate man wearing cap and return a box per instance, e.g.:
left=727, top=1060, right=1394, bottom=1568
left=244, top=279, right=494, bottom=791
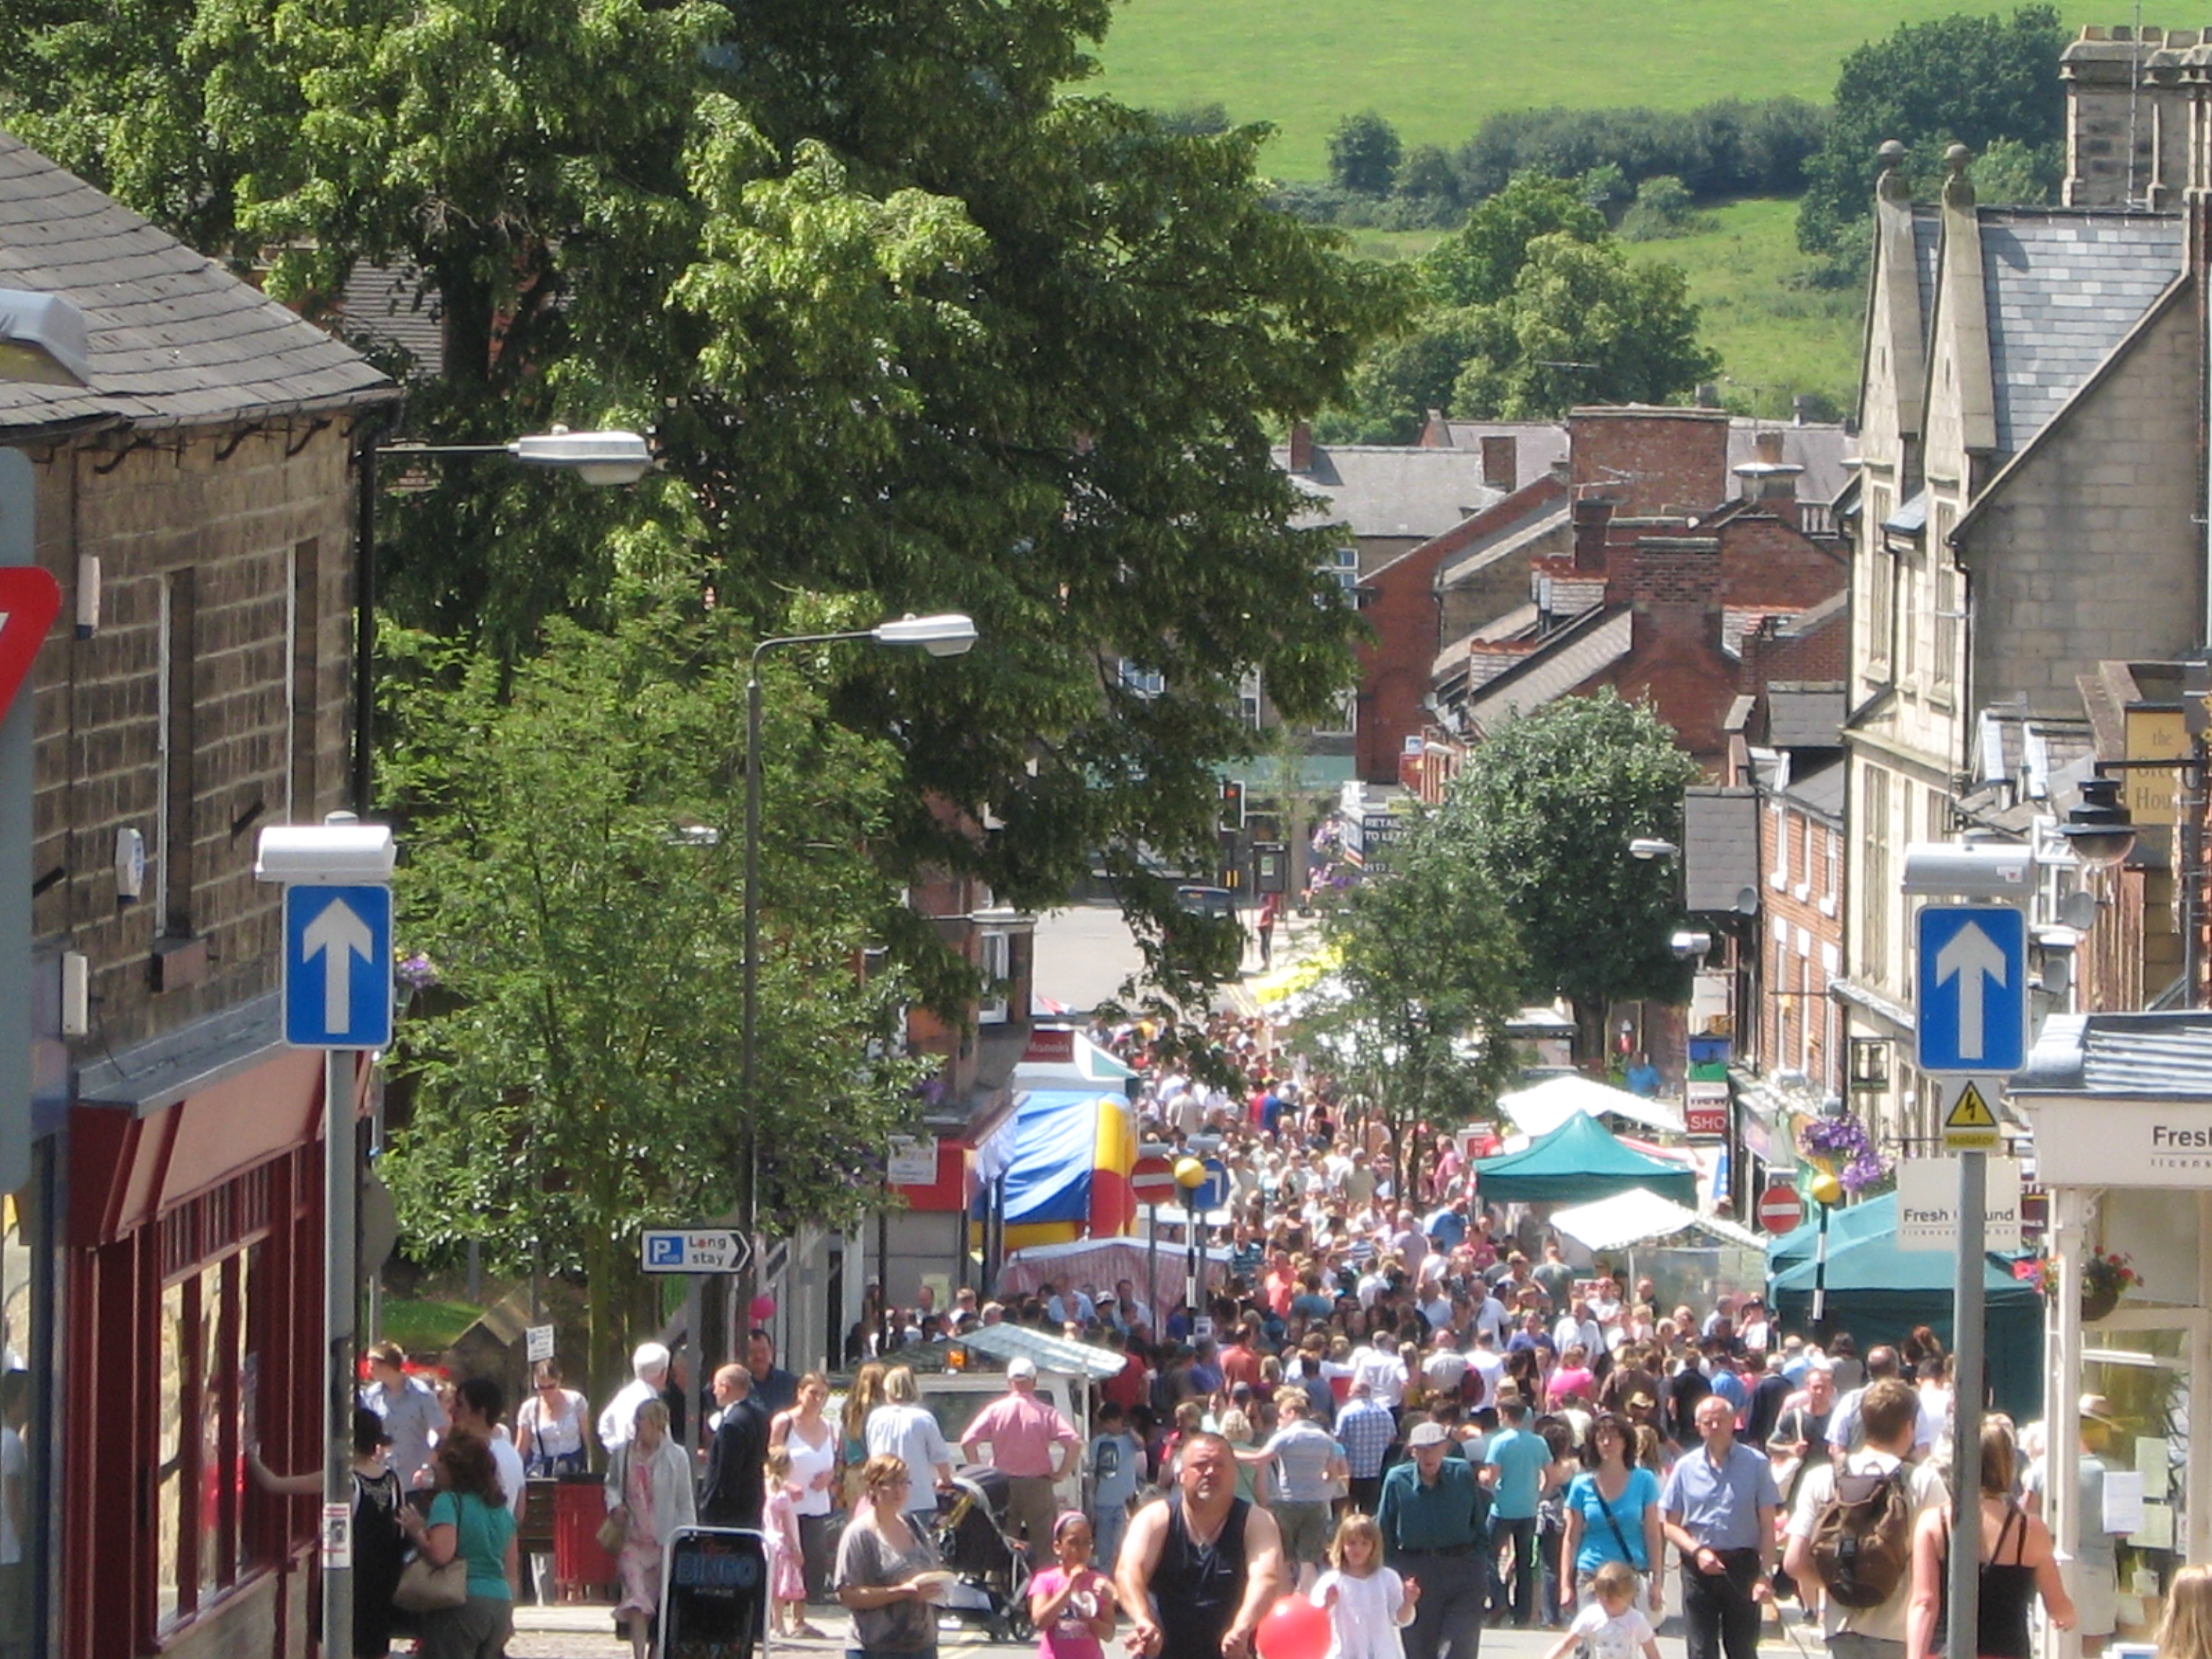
left=1377, top=1420, right=1491, bottom=1659
left=961, top=1357, right=1081, bottom=1560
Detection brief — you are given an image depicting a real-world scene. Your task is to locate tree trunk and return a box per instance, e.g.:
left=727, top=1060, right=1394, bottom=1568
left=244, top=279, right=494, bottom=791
left=1573, top=999, right=1609, bottom=1070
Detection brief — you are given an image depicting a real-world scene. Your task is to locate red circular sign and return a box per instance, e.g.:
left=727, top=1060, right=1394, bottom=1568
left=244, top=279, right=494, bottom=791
left=1130, top=1156, right=1178, bottom=1205
left=1758, top=1184, right=1807, bottom=1235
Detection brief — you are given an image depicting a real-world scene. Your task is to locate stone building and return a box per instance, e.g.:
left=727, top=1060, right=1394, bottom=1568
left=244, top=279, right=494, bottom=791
left=1836, top=130, right=2196, bottom=1153
left=0, top=130, right=395, bottom=1659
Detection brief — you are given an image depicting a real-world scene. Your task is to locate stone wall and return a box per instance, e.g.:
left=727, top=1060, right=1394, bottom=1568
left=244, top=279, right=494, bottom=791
left=1960, top=294, right=2202, bottom=711
left=27, top=421, right=361, bottom=1054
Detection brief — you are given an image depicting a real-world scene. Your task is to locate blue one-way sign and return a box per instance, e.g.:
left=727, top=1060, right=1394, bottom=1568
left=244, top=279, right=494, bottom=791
left=283, top=884, right=393, bottom=1048
left=1916, top=904, right=2027, bottom=1074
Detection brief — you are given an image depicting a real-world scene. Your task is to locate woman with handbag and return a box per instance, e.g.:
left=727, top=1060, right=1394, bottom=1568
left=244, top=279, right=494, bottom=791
left=515, top=1360, right=591, bottom=1478
left=605, top=1398, right=697, bottom=1659
left=399, top=1431, right=519, bottom=1659
left=1558, top=1414, right=1664, bottom=1621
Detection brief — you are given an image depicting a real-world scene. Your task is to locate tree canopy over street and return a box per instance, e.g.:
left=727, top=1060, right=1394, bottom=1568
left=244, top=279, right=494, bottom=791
left=0, top=0, right=1404, bottom=984
left=1429, top=691, right=1700, bottom=1057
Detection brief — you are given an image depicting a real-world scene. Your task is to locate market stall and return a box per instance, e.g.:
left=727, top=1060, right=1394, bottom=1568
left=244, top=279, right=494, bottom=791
left=1473, top=1112, right=1699, bottom=1207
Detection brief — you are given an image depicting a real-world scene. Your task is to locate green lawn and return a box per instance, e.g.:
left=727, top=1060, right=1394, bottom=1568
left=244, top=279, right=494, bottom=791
left=1621, top=197, right=1863, bottom=418
left=1092, top=0, right=2098, bottom=181
left=379, top=1292, right=486, bottom=1356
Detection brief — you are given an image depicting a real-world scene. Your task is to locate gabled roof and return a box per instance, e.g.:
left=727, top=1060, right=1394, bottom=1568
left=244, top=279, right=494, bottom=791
left=1977, top=210, right=2184, bottom=454
left=0, top=129, right=392, bottom=436
left=1466, top=607, right=1632, bottom=734
left=1274, top=442, right=1502, bottom=540
left=1779, top=750, right=1846, bottom=821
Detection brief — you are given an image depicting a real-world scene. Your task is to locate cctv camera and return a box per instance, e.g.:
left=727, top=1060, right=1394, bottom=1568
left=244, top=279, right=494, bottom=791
left=1670, top=930, right=1712, bottom=961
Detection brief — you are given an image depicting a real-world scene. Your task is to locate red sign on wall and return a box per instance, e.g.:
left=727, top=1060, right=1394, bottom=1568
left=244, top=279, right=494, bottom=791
left=1023, top=1027, right=1075, bottom=1064
left=0, top=566, right=60, bottom=721
left=1686, top=1105, right=1730, bottom=1138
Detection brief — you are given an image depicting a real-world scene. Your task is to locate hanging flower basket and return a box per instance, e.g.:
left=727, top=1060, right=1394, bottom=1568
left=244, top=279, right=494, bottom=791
left=2022, top=1247, right=2136, bottom=1322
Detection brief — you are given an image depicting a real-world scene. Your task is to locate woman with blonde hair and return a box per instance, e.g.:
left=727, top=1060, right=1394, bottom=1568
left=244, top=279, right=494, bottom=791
left=843, top=1362, right=889, bottom=1503
left=1906, top=1419, right=2074, bottom=1659
left=2156, top=1562, right=2212, bottom=1659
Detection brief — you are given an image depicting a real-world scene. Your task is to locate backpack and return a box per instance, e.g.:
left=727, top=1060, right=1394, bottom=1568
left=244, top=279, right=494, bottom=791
left=1808, top=1462, right=1915, bottom=1609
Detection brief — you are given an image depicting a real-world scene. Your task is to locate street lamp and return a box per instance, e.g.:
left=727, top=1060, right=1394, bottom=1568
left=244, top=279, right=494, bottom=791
left=352, top=426, right=653, bottom=812
left=738, top=614, right=979, bottom=1314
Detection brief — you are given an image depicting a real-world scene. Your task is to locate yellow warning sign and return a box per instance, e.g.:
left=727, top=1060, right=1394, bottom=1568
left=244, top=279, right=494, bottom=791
left=1941, top=1079, right=2002, bottom=1151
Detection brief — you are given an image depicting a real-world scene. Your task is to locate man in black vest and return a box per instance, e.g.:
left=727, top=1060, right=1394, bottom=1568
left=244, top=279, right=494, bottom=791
left=1117, top=1431, right=1286, bottom=1659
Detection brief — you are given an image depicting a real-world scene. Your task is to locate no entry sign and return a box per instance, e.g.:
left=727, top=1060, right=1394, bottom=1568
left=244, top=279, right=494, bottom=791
left=1130, top=1155, right=1177, bottom=1207
left=1757, top=1184, right=1806, bottom=1235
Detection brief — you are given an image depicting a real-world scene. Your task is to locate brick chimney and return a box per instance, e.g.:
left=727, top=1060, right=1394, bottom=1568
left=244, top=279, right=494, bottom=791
left=1571, top=495, right=1614, bottom=575
left=1419, top=409, right=1453, bottom=448
left=1734, top=430, right=1804, bottom=528
left=1480, top=434, right=1518, bottom=493
left=1569, top=405, right=1732, bottom=519
left=1287, top=420, right=1314, bottom=475
left=1629, top=535, right=1725, bottom=659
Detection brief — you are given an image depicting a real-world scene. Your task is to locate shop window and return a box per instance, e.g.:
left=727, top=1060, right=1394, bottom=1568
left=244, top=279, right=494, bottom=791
left=156, top=1244, right=258, bottom=1628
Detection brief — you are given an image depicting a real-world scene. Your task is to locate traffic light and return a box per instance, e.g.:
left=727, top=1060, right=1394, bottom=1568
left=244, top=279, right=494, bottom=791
left=1218, top=778, right=1246, bottom=830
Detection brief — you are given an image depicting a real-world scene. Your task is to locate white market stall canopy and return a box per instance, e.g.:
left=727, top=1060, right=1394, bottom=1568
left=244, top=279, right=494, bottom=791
left=960, top=1323, right=1128, bottom=1382
left=1497, top=1073, right=1686, bottom=1138
left=1550, top=1187, right=1766, bottom=1253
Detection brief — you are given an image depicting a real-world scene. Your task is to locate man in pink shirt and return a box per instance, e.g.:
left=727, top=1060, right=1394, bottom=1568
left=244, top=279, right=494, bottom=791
left=960, top=1357, right=1081, bottom=1558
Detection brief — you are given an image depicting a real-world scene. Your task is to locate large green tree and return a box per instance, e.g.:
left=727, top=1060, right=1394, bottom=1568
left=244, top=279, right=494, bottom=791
left=1295, top=817, right=1523, bottom=1183
left=379, top=599, right=926, bottom=1391
left=1796, top=4, right=2067, bottom=254
left=0, top=0, right=1408, bottom=1006
left=1331, top=174, right=1714, bottom=439
left=1430, top=691, right=1700, bottom=1059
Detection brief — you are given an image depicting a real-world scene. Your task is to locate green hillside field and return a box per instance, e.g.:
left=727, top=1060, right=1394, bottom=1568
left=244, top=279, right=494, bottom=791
left=1341, top=197, right=1866, bottom=418
left=1092, top=0, right=2097, bottom=181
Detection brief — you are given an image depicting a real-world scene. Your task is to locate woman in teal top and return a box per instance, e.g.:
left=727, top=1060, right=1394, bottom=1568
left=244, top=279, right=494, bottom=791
left=407, top=1430, right=520, bottom=1659
left=1557, top=1415, right=1665, bottom=1619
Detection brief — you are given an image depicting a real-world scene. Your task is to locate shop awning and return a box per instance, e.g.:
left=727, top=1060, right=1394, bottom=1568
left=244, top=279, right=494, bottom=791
left=1763, top=1191, right=1902, bottom=1269
left=959, top=1323, right=1128, bottom=1382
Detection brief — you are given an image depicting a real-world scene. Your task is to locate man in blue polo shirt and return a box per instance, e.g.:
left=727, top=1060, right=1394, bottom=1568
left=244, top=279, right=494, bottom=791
left=1661, top=1394, right=1781, bottom=1659
left=1482, top=1397, right=1550, bottom=1627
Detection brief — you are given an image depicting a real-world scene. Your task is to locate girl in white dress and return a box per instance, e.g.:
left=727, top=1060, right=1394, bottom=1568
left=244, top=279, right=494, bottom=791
left=1310, top=1514, right=1420, bottom=1659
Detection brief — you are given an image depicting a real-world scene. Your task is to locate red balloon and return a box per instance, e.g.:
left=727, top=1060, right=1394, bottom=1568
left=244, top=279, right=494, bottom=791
left=750, top=1294, right=777, bottom=1323
left=1255, top=1593, right=1331, bottom=1659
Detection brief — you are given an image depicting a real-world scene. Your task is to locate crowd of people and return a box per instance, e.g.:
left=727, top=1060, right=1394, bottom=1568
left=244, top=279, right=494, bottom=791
left=321, top=1015, right=2212, bottom=1659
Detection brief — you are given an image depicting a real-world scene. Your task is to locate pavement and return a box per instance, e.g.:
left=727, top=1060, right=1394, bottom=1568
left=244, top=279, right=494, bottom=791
left=505, top=1590, right=1833, bottom=1659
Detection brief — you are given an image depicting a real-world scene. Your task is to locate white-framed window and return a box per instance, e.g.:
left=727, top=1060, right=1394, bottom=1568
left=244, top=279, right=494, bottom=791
left=1117, top=659, right=1164, bottom=698
left=1324, top=547, right=1359, bottom=593
left=978, top=930, right=1010, bottom=1025
left=1238, top=670, right=1264, bottom=730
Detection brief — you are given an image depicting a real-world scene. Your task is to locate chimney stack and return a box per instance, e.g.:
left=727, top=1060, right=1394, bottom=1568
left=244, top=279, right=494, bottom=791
left=1287, top=420, right=1314, bottom=475
left=1480, top=434, right=1519, bottom=493
left=1419, top=410, right=1452, bottom=448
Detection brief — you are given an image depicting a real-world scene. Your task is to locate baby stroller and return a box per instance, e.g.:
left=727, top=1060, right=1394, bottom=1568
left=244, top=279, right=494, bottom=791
left=930, top=1467, right=1034, bottom=1642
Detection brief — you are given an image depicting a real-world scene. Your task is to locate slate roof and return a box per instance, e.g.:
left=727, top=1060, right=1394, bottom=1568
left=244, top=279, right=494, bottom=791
left=1437, top=421, right=1570, bottom=490
left=0, top=130, right=392, bottom=436
left=1781, top=751, right=1846, bottom=821
left=1767, top=684, right=1845, bottom=750
left=1435, top=496, right=1569, bottom=590
left=1467, top=607, right=1632, bottom=734
left=2015, top=1010, right=2212, bottom=1100
left=1437, top=418, right=1856, bottom=507
left=1979, top=210, right=2184, bottom=455
left=341, top=262, right=444, bottom=380
left=1913, top=209, right=1941, bottom=325
left=1275, top=443, right=1502, bottom=540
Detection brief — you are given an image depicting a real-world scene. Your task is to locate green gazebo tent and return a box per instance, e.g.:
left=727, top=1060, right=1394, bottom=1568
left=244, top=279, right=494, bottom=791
left=1473, top=1112, right=1698, bottom=1207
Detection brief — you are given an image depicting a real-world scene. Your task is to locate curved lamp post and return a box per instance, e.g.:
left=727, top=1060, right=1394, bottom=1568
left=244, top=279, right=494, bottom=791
left=738, top=614, right=979, bottom=1314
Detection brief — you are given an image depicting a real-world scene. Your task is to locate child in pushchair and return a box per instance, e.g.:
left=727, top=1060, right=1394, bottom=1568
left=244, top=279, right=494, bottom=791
left=929, top=1467, right=1035, bottom=1642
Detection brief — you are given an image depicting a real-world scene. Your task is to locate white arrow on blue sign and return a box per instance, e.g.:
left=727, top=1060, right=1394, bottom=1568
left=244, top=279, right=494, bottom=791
left=1915, top=904, right=2028, bottom=1075
left=640, top=1229, right=754, bottom=1275
left=283, top=884, right=393, bottom=1048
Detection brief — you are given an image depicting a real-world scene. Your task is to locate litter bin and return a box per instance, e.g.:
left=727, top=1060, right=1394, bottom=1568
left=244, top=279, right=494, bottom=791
left=553, top=1474, right=619, bottom=1602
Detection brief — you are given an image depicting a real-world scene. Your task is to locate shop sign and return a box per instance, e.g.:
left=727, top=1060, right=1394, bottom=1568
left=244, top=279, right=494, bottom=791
left=2017, top=1100, right=2212, bottom=1188
left=1023, top=1027, right=1075, bottom=1064
left=887, top=1136, right=940, bottom=1185
left=1686, top=1079, right=1729, bottom=1140
left=1897, top=1155, right=2023, bottom=1251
